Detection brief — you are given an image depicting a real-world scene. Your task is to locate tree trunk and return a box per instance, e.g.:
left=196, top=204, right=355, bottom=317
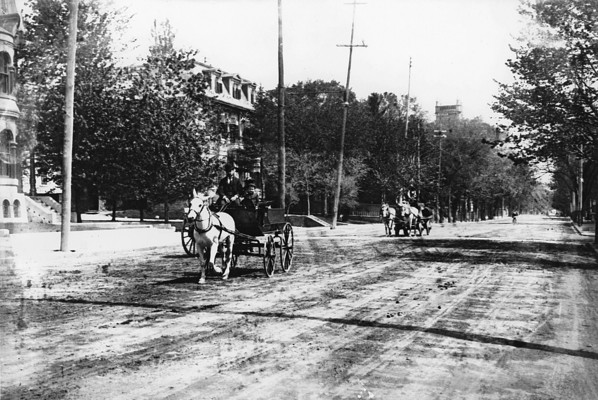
left=139, top=197, right=145, bottom=222
left=163, top=197, right=169, bottom=223
left=447, top=187, right=452, bottom=223
left=29, top=150, right=36, bottom=196
left=74, top=185, right=82, bottom=223
left=60, top=0, right=79, bottom=251
left=111, top=196, right=117, bottom=222
left=306, top=192, right=311, bottom=216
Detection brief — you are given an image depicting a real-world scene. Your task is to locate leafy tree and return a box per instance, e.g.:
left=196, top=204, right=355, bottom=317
left=249, top=80, right=367, bottom=215
left=491, top=0, right=597, bottom=226
left=18, top=0, right=130, bottom=220
left=492, top=0, right=598, bottom=163
left=122, top=46, right=220, bottom=222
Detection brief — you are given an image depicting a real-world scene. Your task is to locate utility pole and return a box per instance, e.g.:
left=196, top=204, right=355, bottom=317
left=60, top=0, right=79, bottom=252
left=331, top=0, right=367, bottom=229
left=434, top=129, right=447, bottom=224
left=277, top=0, right=286, bottom=211
left=578, top=146, right=583, bottom=227
left=404, top=57, right=411, bottom=139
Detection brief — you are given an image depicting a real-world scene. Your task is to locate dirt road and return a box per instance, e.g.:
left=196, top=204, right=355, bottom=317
left=2, top=215, right=597, bottom=399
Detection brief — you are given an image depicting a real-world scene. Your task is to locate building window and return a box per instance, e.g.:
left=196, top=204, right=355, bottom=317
left=13, top=199, right=20, bottom=218
left=233, top=86, right=242, bottom=100
left=216, top=81, right=223, bottom=94
left=0, top=52, right=11, bottom=94
left=0, top=130, right=11, bottom=177
left=3, top=199, right=10, bottom=218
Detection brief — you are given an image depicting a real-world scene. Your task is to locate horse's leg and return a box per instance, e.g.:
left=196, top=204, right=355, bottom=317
left=407, top=214, right=414, bottom=236
left=197, top=242, right=207, bottom=284
left=222, top=236, right=234, bottom=280
left=209, top=237, right=222, bottom=274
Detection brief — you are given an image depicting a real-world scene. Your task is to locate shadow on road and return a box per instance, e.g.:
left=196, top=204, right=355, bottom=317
left=20, top=296, right=598, bottom=361
left=399, top=239, right=597, bottom=270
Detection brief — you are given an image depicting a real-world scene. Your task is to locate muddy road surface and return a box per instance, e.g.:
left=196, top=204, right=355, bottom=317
left=2, top=215, right=598, bottom=399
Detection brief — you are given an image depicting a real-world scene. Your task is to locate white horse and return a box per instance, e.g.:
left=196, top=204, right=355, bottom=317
left=187, top=189, right=236, bottom=284
left=380, top=202, right=396, bottom=236
left=397, top=201, right=420, bottom=236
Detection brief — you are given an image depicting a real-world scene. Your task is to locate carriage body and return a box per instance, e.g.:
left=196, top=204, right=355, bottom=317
left=182, top=203, right=294, bottom=277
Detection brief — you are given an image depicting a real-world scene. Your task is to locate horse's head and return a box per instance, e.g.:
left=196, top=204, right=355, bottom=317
left=187, top=189, right=211, bottom=220
left=380, top=203, right=389, bottom=217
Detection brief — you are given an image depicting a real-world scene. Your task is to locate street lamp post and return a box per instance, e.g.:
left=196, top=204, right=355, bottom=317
left=434, top=130, right=447, bottom=223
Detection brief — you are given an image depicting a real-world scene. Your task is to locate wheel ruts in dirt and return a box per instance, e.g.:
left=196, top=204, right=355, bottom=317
left=263, top=235, right=277, bottom=277
left=181, top=217, right=197, bottom=256
left=279, top=223, right=294, bottom=272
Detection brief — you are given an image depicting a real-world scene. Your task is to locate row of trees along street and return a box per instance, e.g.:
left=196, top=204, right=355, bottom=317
left=491, top=0, right=598, bottom=238
left=17, top=0, right=551, bottom=224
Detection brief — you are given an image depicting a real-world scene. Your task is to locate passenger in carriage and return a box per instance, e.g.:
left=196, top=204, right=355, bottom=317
left=241, top=179, right=260, bottom=210
left=216, top=163, right=243, bottom=208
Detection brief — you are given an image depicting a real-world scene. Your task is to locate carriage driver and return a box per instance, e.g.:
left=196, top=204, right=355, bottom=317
left=405, top=184, right=423, bottom=217
left=216, top=163, right=244, bottom=207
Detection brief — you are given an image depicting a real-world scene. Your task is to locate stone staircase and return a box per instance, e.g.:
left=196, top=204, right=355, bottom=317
left=25, top=195, right=61, bottom=224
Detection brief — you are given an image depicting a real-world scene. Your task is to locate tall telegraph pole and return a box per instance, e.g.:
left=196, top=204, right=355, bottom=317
left=60, top=0, right=79, bottom=251
left=404, top=57, right=411, bottom=139
left=331, top=1, right=366, bottom=229
left=277, top=0, right=286, bottom=210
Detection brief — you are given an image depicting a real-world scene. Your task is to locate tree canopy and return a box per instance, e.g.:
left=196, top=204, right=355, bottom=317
left=492, top=0, right=598, bottom=164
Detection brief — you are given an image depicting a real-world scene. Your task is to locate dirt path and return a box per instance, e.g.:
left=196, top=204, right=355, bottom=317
left=1, top=215, right=597, bottom=399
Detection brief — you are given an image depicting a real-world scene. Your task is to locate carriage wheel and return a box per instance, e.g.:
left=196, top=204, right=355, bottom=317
left=181, top=217, right=197, bottom=256
left=263, top=235, right=276, bottom=277
left=279, top=223, right=294, bottom=273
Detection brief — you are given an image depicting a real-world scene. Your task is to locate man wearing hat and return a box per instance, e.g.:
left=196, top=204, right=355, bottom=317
left=216, top=163, right=243, bottom=207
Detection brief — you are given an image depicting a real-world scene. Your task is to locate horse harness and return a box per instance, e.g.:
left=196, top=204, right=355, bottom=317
left=192, top=206, right=235, bottom=241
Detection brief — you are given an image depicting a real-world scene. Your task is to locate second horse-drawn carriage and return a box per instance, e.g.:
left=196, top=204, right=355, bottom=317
left=381, top=201, right=433, bottom=237
left=182, top=190, right=294, bottom=283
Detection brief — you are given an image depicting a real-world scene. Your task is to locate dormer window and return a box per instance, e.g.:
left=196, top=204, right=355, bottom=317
left=233, top=85, right=241, bottom=100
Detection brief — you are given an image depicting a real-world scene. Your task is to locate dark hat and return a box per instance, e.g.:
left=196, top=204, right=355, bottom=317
left=246, top=181, right=256, bottom=189
left=224, top=163, right=235, bottom=171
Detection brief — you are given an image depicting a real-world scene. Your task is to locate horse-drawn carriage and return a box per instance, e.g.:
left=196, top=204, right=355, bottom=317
left=381, top=202, right=433, bottom=237
left=182, top=190, right=294, bottom=283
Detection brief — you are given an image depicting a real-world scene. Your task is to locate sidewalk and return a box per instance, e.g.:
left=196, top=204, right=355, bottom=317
left=7, top=224, right=182, bottom=271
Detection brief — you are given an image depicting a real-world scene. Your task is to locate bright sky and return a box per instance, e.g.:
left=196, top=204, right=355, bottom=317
left=115, top=0, right=525, bottom=123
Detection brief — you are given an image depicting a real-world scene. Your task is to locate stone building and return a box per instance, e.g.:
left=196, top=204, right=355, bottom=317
left=0, top=0, right=26, bottom=223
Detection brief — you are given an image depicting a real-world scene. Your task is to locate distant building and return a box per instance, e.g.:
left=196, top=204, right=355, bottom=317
left=197, top=61, right=260, bottom=183
left=0, top=0, right=26, bottom=223
left=435, top=100, right=462, bottom=130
